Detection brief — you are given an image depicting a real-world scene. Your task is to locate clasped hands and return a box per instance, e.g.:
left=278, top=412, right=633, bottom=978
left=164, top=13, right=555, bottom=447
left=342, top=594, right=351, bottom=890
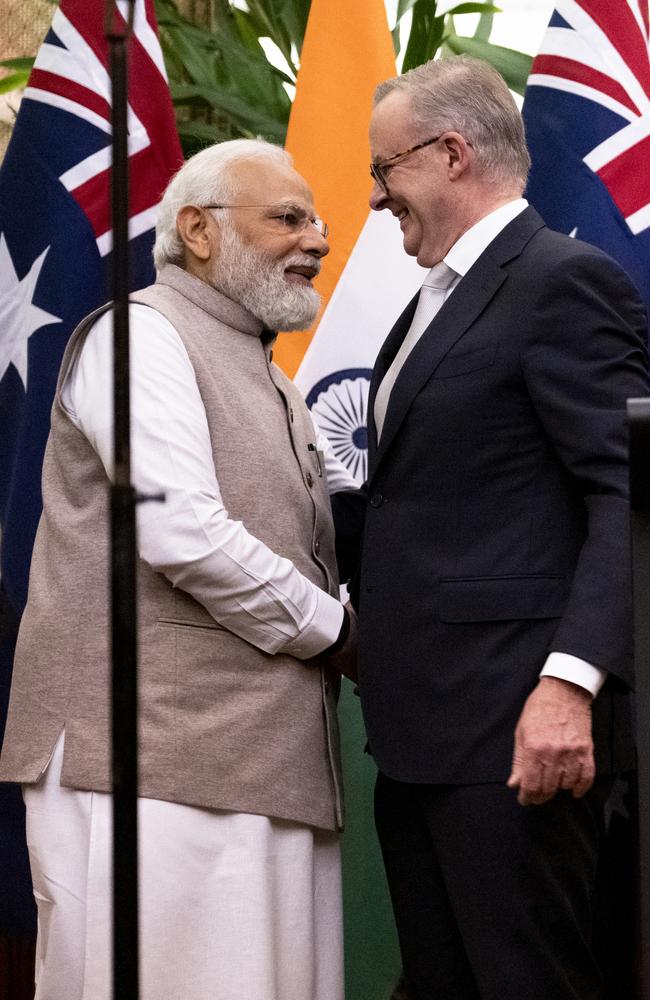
left=325, top=602, right=359, bottom=683
left=507, top=675, right=595, bottom=806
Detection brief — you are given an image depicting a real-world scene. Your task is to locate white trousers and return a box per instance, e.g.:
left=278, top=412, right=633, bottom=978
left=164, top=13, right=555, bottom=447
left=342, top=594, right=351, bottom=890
left=24, top=734, right=344, bottom=1000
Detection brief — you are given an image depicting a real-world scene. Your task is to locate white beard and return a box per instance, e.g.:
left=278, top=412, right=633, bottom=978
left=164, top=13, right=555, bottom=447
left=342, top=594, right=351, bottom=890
left=211, top=222, right=321, bottom=331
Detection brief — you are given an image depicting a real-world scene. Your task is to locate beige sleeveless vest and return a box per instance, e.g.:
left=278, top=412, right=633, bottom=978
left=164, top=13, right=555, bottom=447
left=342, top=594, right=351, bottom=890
left=0, top=265, right=343, bottom=831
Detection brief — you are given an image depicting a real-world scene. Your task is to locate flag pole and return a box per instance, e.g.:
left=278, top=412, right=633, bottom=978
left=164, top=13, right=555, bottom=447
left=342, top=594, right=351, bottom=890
left=628, top=396, right=650, bottom=1000
left=105, top=3, right=139, bottom=997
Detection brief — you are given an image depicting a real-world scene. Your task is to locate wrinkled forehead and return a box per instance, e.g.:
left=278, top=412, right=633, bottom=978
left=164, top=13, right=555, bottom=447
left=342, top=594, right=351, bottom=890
left=227, top=157, right=315, bottom=209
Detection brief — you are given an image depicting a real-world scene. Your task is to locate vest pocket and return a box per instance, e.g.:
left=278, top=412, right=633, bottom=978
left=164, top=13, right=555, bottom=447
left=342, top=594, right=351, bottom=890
left=432, top=344, right=496, bottom=379
left=157, top=617, right=225, bottom=632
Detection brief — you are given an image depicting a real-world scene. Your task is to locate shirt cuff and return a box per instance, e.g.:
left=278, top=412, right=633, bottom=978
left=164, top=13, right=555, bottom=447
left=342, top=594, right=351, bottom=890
left=280, top=592, right=345, bottom=661
left=540, top=652, right=607, bottom=698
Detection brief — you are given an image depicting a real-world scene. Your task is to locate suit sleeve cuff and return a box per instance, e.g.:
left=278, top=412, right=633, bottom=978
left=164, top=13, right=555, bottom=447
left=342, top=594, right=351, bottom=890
left=280, top=593, right=345, bottom=661
left=540, top=652, right=607, bottom=698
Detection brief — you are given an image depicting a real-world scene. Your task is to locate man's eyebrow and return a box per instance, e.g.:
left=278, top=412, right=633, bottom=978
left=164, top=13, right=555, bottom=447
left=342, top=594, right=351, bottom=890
left=266, top=201, right=309, bottom=211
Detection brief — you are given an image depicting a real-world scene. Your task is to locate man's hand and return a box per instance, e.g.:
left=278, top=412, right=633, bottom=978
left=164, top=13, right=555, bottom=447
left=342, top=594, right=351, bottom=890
left=325, top=603, right=358, bottom=683
left=507, top=676, right=595, bottom=806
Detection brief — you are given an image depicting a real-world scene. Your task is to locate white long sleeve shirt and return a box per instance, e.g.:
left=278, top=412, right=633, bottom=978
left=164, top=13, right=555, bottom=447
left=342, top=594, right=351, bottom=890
left=61, top=304, right=358, bottom=660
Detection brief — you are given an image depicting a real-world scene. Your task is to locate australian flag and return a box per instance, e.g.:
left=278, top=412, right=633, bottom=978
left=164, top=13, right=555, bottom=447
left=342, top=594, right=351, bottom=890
left=0, top=0, right=182, bottom=967
left=523, top=5, right=649, bottom=991
left=523, top=0, right=650, bottom=313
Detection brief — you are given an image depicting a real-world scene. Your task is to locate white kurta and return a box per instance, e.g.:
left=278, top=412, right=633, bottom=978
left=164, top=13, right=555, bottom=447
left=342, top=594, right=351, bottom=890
left=25, top=306, right=357, bottom=1000
left=26, top=734, right=343, bottom=1000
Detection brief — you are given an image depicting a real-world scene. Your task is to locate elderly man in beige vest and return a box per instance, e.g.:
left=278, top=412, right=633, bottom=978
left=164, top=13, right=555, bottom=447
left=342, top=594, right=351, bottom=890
left=0, top=139, right=358, bottom=1000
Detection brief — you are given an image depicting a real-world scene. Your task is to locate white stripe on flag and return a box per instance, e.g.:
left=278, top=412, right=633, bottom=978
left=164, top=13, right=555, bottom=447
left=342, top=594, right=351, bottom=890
left=583, top=115, right=650, bottom=171
left=95, top=204, right=159, bottom=257
left=52, top=9, right=112, bottom=102
left=627, top=203, right=650, bottom=235
left=117, top=0, right=169, bottom=81
left=33, top=43, right=105, bottom=100
left=525, top=75, right=637, bottom=123
left=557, top=0, right=650, bottom=115
left=23, top=88, right=111, bottom=133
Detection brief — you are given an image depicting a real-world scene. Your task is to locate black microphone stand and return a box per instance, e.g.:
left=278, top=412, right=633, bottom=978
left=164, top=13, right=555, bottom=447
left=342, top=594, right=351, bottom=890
left=629, top=396, right=650, bottom=1000
left=105, top=3, right=139, bottom=997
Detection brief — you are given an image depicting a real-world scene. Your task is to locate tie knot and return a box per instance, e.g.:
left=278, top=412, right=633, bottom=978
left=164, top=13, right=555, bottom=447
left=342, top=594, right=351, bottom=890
left=423, top=260, right=456, bottom=291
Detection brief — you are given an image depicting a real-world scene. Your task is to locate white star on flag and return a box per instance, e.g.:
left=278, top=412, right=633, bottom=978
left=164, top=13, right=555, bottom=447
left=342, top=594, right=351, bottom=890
left=0, top=234, right=61, bottom=389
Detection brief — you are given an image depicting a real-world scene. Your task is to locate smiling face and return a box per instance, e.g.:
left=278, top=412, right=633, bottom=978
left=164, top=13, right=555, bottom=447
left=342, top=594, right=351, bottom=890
left=369, top=89, right=468, bottom=267
left=175, top=154, right=330, bottom=329
left=218, top=157, right=329, bottom=287
left=204, top=158, right=329, bottom=330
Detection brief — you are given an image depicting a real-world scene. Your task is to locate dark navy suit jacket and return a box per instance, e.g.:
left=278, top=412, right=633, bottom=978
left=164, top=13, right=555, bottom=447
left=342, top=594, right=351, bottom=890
left=352, top=206, right=649, bottom=784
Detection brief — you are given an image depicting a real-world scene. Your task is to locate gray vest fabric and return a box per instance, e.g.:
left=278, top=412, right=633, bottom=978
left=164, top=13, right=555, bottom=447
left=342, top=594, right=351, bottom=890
left=0, top=265, right=343, bottom=831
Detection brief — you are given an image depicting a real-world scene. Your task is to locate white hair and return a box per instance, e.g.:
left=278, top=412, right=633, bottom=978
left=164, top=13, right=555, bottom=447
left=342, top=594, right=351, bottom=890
left=375, top=55, right=530, bottom=192
left=153, top=139, right=292, bottom=270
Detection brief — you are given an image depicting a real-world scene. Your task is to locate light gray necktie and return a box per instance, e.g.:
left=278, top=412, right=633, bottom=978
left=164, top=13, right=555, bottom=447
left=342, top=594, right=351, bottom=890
left=374, top=260, right=457, bottom=441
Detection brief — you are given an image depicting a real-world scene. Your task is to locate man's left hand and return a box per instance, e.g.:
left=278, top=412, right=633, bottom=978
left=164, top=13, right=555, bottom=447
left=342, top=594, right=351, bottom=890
left=507, top=676, right=595, bottom=806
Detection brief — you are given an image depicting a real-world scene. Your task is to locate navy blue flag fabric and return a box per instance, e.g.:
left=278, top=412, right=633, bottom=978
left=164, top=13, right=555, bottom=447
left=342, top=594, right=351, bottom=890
left=522, top=0, right=650, bottom=314
left=0, top=0, right=182, bottom=944
left=524, top=6, right=649, bottom=990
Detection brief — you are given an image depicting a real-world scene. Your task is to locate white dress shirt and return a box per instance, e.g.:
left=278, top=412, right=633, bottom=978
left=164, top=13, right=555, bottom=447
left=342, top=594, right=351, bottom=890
left=400, top=198, right=606, bottom=698
left=374, top=259, right=457, bottom=440
left=61, top=305, right=358, bottom=660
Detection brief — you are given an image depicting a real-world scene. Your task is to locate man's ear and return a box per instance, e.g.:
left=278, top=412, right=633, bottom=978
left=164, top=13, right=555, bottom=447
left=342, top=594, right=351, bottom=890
left=442, top=133, right=473, bottom=181
left=176, top=205, right=216, bottom=262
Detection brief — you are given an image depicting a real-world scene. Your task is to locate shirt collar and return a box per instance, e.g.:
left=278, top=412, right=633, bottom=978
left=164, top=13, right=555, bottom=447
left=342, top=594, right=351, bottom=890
left=437, top=197, right=528, bottom=281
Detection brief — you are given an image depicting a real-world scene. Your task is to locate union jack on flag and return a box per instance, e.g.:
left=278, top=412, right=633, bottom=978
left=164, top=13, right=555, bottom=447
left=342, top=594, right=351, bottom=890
left=523, top=0, right=650, bottom=313
left=0, top=0, right=182, bottom=943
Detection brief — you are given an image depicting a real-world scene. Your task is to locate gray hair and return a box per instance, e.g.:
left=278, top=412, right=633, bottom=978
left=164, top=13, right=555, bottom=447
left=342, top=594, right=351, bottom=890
left=153, top=139, right=292, bottom=270
left=374, top=55, right=530, bottom=191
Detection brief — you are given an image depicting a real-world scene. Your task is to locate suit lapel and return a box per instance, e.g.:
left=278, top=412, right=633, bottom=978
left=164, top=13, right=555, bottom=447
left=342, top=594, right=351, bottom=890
left=367, top=291, right=419, bottom=464
left=368, top=206, right=546, bottom=483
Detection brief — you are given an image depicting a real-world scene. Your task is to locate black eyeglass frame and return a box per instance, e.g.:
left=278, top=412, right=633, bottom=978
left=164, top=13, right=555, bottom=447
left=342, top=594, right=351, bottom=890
left=202, top=203, right=328, bottom=237
left=370, top=134, right=443, bottom=193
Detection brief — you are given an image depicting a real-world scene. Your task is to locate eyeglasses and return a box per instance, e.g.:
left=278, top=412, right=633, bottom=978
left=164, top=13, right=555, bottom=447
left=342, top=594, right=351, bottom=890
left=203, top=203, right=328, bottom=237
left=370, top=134, right=442, bottom=194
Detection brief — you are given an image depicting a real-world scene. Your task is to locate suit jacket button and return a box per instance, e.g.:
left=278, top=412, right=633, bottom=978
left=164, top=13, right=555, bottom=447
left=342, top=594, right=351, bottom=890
left=370, top=493, right=383, bottom=508
left=306, top=471, right=314, bottom=487
left=314, top=539, right=321, bottom=555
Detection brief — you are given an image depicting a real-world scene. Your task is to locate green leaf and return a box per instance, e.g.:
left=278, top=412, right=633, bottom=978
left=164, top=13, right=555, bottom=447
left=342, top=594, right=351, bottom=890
left=0, top=71, right=30, bottom=94
left=402, top=2, right=446, bottom=73
left=176, top=115, right=286, bottom=157
left=444, top=34, right=532, bottom=93
left=474, top=12, right=494, bottom=41
left=170, top=82, right=287, bottom=141
left=0, top=57, right=34, bottom=72
left=396, top=0, right=424, bottom=21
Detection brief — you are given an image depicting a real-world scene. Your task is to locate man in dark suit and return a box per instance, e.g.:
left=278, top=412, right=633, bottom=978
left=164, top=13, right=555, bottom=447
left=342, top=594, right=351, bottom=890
left=351, top=55, right=649, bottom=999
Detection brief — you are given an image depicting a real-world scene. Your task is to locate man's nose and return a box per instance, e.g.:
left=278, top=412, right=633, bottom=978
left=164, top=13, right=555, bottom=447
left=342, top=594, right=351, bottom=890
left=299, top=226, right=330, bottom=258
left=369, top=179, right=389, bottom=211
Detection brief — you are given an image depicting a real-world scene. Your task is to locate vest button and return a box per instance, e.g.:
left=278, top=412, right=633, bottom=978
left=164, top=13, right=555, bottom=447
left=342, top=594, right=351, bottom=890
left=324, top=680, right=330, bottom=694
left=306, top=471, right=314, bottom=487
left=370, top=493, right=383, bottom=508
left=314, top=539, right=321, bottom=555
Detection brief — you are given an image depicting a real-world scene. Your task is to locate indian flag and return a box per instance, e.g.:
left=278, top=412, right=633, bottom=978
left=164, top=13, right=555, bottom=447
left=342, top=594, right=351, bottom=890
left=274, top=0, right=426, bottom=485
left=274, top=2, right=425, bottom=997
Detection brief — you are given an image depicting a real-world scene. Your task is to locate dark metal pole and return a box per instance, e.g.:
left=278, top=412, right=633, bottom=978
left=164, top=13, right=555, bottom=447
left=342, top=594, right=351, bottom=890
left=105, top=3, right=139, bottom=998
left=628, top=396, right=650, bottom=1000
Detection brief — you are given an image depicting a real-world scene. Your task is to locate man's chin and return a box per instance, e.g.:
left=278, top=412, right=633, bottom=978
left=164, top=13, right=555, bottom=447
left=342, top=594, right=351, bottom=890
left=278, top=309, right=319, bottom=332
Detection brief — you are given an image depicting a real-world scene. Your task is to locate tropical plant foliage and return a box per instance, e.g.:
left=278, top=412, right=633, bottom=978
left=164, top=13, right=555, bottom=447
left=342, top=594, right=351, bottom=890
left=153, top=0, right=533, bottom=157
left=0, top=1, right=533, bottom=154
left=0, top=58, right=34, bottom=95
